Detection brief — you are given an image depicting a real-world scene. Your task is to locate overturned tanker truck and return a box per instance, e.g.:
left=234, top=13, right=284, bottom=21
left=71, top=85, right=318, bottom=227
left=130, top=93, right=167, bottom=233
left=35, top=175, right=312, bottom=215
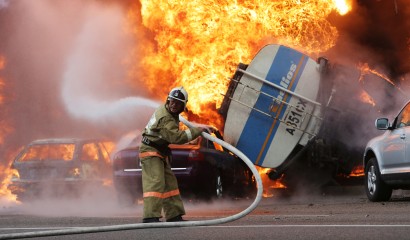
left=219, top=44, right=402, bottom=186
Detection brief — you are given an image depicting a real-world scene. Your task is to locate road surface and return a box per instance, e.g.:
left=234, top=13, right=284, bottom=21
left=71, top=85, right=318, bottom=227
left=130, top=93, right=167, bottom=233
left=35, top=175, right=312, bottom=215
left=1, top=185, right=410, bottom=239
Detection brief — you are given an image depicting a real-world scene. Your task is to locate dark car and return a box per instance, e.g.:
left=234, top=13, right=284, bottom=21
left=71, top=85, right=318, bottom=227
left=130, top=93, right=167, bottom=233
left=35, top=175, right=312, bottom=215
left=112, top=128, right=255, bottom=205
left=8, top=138, right=113, bottom=201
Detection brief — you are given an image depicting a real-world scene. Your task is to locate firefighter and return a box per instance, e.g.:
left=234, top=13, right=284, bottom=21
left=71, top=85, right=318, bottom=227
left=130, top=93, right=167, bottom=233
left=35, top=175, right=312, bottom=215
left=140, top=86, right=204, bottom=223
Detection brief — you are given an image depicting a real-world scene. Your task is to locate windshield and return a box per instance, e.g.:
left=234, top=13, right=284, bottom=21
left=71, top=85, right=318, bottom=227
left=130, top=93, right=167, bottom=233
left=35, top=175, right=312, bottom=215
left=17, top=143, right=75, bottom=162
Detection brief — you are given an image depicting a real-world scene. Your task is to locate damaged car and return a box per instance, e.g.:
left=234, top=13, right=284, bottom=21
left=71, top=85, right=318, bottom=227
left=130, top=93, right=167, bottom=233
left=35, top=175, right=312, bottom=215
left=8, top=138, right=113, bottom=201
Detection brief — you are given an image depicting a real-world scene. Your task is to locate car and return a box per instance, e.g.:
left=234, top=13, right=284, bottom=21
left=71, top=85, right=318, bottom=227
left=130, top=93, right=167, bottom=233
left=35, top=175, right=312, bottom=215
left=363, top=101, right=410, bottom=201
left=8, top=138, right=113, bottom=201
left=112, top=127, right=255, bottom=205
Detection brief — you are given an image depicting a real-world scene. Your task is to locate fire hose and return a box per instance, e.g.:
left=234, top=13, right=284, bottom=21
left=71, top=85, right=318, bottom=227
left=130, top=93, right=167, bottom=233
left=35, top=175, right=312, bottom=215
left=0, top=117, right=263, bottom=239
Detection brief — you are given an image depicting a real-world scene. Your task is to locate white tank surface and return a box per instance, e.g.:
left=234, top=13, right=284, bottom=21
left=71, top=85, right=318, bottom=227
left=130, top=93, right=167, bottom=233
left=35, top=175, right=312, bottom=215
left=223, top=44, right=324, bottom=169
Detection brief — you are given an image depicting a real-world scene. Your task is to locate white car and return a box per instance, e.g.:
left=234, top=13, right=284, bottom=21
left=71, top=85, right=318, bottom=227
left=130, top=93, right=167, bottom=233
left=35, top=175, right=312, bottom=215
left=363, top=101, right=410, bottom=201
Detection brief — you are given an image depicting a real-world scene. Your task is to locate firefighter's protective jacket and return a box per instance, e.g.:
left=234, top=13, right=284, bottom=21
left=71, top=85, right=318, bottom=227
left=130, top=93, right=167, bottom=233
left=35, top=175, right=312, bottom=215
left=139, top=104, right=202, bottom=156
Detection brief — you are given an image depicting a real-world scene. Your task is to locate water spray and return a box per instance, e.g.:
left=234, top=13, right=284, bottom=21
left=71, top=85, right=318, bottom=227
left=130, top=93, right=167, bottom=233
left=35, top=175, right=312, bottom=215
left=0, top=117, right=263, bottom=239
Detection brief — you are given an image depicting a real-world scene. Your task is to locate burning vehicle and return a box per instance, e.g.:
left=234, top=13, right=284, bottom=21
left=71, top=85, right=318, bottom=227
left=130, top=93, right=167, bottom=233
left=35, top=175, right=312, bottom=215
left=219, top=44, right=404, bottom=187
left=8, top=138, right=113, bottom=201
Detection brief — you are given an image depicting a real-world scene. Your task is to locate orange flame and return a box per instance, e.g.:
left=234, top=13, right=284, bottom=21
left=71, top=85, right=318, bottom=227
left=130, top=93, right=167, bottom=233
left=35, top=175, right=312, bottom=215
left=20, top=144, right=75, bottom=162
left=256, top=166, right=286, bottom=198
left=0, top=55, right=4, bottom=69
left=349, top=165, right=364, bottom=177
left=0, top=55, right=18, bottom=205
left=128, top=1, right=352, bottom=128
left=359, top=90, right=376, bottom=107
left=0, top=55, right=13, bottom=145
left=333, top=0, right=352, bottom=15
left=357, top=62, right=396, bottom=86
left=0, top=155, right=20, bottom=205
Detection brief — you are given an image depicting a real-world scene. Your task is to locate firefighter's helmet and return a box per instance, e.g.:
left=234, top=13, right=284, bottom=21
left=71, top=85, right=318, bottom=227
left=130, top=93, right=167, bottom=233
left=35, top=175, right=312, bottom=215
left=167, top=86, right=188, bottom=109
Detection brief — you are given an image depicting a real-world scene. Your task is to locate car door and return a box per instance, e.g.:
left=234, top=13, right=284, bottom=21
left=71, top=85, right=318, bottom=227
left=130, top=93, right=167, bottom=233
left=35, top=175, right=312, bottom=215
left=402, top=103, right=410, bottom=170
left=382, top=103, right=410, bottom=172
left=80, top=142, right=101, bottom=178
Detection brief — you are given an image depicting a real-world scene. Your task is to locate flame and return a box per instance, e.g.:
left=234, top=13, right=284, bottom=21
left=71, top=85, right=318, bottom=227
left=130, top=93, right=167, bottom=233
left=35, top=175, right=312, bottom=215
left=69, top=167, right=81, bottom=177
left=357, top=62, right=396, bottom=87
left=128, top=1, right=352, bottom=128
left=100, top=141, right=116, bottom=164
left=20, top=144, right=75, bottom=162
left=333, top=0, right=352, bottom=15
left=349, top=165, right=364, bottom=177
left=256, top=166, right=286, bottom=198
left=0, top=157, right=20, bottom=205
left=359, top=90, right=376, bottom=107
left=0, top=55, right=5, bottom=106
left=0, top=56, right=4, bottom=69
left=0, top=55, right=18, bottom=205
left=0, top=55, right=13, bottom=145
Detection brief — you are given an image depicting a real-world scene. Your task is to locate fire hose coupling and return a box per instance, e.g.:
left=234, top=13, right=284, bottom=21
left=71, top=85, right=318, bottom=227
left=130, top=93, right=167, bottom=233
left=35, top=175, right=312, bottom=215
left=0, top=118, right=263, bottom=240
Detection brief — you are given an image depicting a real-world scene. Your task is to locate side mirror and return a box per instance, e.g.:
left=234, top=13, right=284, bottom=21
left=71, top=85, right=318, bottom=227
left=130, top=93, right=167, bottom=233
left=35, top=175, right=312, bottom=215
left=375, top=118, right=389, bottom=130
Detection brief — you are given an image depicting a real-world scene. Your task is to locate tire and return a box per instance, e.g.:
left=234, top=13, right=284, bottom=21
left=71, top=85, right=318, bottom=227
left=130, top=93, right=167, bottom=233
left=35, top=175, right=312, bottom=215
left=195, top=168, right=224, bottom=200
left=365, top=158, right=392, bottom=202
left=203, top=169, right=223, bottom=200
left=214, top=170, right=223, bottom=199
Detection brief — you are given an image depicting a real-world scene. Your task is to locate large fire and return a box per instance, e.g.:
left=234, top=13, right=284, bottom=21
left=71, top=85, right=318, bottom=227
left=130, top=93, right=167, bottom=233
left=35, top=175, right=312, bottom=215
left=125, top=0, right=352, bottom=196
left=129, top=0, right=352, bottom=129
left=0, top=55, right=17, bottom=205
left=0, top=55, right=12, bottom=145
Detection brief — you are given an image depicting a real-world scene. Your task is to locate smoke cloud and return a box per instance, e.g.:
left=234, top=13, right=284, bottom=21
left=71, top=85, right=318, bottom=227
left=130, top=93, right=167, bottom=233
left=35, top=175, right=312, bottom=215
left=61, top=3, right=159, bottom=134
left=0, top=0, right=8, bottom=9
left=0, top=0, right=158, bottom=212
left=0, top=0, right=157, bottom=147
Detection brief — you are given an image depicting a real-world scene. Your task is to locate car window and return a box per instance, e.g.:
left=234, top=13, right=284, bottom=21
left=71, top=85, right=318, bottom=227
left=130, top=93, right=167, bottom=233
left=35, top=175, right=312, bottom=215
left=81, top=143, right=99, bottom=161
left=98, top=142, right=112, bottom=164
left=18, top=144, right=75, bottom=162
left=396, top=103, right=410, bottom=128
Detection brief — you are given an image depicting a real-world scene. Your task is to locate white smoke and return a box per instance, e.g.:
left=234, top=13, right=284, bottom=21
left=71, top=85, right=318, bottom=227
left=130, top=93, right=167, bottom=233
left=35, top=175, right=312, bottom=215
left=62, top=3, right=159, bottom=134
left=0, top=0, right=9, bottom=9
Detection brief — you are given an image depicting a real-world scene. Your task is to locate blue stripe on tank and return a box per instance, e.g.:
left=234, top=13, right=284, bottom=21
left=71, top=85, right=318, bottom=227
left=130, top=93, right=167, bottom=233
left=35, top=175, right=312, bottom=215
left=236, top=46, right=308, bottom=166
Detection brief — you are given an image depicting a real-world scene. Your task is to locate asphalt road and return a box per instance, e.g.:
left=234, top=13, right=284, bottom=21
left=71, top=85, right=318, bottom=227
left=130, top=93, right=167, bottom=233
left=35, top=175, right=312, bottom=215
left=1, top=185, right=410, bottom=240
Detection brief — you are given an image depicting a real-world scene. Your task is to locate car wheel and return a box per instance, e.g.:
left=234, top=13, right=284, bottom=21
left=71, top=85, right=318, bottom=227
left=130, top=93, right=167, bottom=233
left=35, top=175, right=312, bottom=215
left=365, top=158, right=392, bottom=202
left=215, top=171, right=223, bottom=198
left=204, top=169, right=224, bottom=199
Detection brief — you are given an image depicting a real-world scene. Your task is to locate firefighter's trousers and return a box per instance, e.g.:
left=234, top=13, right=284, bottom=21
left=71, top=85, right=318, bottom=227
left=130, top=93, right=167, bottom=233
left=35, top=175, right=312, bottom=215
left=141, top=155, right=185, bottom=220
